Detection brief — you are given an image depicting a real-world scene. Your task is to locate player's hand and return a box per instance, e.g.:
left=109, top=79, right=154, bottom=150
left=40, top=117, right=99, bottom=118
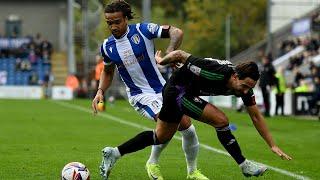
left=271, top=146, right=292, bottom=160
left=92, top=89, right=104, bottom=115
left=155, top=50, right=163, bottom=64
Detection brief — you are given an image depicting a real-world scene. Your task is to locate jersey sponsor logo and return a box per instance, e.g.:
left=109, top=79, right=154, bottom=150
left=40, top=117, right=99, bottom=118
left=187, top=64, right=201, bottom=76
left=151, top=100, right=161, bottom=109
left=147, top=23, right=159, bottom=34
left=227, top=139, right=236, bottom=145
left=193, top=97, right=202, bottom=103
left=131, top=34, right=140, bottom=44
left=109, top=47, right=113, bottom=53
left=120, top=49, right=140, bottom=67
left=204, top=58, right=232, bottom=65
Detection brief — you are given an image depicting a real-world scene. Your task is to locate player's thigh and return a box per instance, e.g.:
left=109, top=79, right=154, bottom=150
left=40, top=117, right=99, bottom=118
left=155, top=119, right=179, bottom=143
left=180, top=95, right=228, bottom=127
left=178, top=115, right=192, bottom=131
left=129, top=93, right=162, bottom=121
left=200, top=103, right=229, bottom=127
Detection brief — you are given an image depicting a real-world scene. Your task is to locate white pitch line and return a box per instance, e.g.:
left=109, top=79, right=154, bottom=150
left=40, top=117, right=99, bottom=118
left=53, top=101, right=311, bottom=180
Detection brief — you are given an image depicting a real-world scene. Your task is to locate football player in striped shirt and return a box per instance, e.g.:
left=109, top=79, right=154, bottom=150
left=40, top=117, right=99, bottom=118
left=92, top=1, right=208, bottom=180
left=100, top=50, right=292, bottom=179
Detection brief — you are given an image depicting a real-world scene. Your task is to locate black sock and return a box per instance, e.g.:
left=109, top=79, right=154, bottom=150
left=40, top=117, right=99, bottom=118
left=117, top=131, right=156, bottom=156
left=216, top=125, right=245, bottom=164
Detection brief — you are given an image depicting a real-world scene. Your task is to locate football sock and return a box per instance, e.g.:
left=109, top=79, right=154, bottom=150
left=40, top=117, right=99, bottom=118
left=113, top=147, right=121, bottom=159
left=215, top=125, right=245, bottom=164
left=117, top=131, right=157, bottom=156
left=179, top=124, right=199, bottom=174
left=147, top=143, right=169, bottom=164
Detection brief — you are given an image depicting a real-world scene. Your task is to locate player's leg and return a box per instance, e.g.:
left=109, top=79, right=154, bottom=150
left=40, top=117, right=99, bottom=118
left=178, top=116, right=208, bottom=180
left=129, top=94, right=168, bottom=164
left=100, top=119, right=179, bottom=179
left=275, top=94, right=280, bottom=115
left=280, top=94, right=284, bottom=115
left=128, top=93, right=175, bottom=180
left=181, top=95, right=267, bottom=177
left=201, top=103, right=267, bottom=177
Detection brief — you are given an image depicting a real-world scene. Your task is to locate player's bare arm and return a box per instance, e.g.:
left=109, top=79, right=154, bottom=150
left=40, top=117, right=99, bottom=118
left=166, top=26, right=183, bottom=54
left=247, top=105, right=292, bottom=160
left=92, top=63, right=115, bottom=114
left=155, top=50, right=191, bottom=65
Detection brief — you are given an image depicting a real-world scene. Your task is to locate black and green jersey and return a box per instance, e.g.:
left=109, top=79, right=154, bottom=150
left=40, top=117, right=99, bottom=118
left=168, top=55, right=256, bottom=107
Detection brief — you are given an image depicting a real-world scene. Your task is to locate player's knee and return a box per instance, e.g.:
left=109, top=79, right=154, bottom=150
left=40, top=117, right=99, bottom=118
left=154, top=131, right=171, bottom=145
left=215, top=115, right=229, bottom=127
left=178, top=115, right=192, bottom=131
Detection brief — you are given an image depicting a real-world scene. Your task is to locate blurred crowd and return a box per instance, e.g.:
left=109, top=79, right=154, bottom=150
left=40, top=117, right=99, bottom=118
left=259, top=32, right=320, bottom=116
left=0, top=33, right=53, bottom=64
left=278, top=34, right=320, bottom=69
left=0, top=33, right=53, bottom=95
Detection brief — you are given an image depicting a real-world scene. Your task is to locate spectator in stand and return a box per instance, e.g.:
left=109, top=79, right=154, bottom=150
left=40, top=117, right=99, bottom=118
left=94, top=55, right=104, bottom=89
left=259, top=55, right=276, bottom=117
left=40, top=38, right=53, bottom=61
left=293, top=68, right=305, bottom=88
left=77, top=78, right=89, bottom=98
left=42, top=71, right=53, bottom=98
left=65, top=73, right=80, bottom=95
left=15, top=58, right=22, bottom=71
left=28, top=71, right=39, bottom=85
left=28, top=43, right=38, bottom=64
left=274, top=67, right=286, bottom=116
left=35, top=33, right=42, bottom=42
left=309, top=65, right=320, bottom=115
left=42, top=50, right=50, bottom=64
left=294, top=79, right=310, bottom=93
left=20, top=58, right=31, bottom=71
left=312, top=12, right=320, bottom=31
left=34, top=33, right=42, bottom=56
left=279, top=37, right=299, bottom=56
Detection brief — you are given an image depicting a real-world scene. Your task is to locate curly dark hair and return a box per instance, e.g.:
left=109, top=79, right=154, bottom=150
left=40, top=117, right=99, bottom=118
left=104, top=0, right=134, bottom=20
left=235, top=61, right=260, bottom=81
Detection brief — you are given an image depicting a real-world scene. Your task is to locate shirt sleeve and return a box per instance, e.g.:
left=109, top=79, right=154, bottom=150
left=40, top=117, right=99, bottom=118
left=139, top=23, right=163, bottom=39
left=100, top=42, right=112, bottom=65
left=241, top=89, right=256, bottom=106
left=185, top=55, right=233, bottom=81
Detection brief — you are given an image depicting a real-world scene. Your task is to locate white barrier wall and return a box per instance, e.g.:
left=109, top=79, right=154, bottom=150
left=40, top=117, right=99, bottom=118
left=270, top=90, right=293, bottom=116
left=202, top=87, right=293, bottom=116
left=0, top=86, right=42, bottom=99
left=52, top=86, right=73, bottom=100
left=0, top=85, right=73, bottom=100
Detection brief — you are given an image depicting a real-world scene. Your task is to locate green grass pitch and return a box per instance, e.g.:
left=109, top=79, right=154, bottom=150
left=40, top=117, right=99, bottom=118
left=0, top=99, right=319, bottom=179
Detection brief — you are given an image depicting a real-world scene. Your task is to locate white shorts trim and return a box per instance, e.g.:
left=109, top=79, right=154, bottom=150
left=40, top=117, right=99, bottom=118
left=129, top=93, right=163, bottom=120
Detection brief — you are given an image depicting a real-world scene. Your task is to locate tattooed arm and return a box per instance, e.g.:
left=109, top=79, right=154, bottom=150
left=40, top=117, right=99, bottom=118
left=166, top=26, right=184, bottom=54
left=155, top=50, right=191, bottom=65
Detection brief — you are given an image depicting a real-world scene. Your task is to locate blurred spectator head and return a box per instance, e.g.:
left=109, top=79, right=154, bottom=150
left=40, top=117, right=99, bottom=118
left=277, top=66, right=284, bottom=74
left=262, top=56, right=270, bottom=65
left=65, top=73, right=79, bottom=92
left=96, top=55, right=103, bottom=63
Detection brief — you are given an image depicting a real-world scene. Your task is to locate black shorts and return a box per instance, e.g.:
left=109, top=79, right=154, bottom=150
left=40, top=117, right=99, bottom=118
left=158, top=83, right=208, bottom=123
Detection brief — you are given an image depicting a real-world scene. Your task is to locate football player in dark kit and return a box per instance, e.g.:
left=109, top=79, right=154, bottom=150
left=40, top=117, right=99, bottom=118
left=101, top=50, right=292, bottom=179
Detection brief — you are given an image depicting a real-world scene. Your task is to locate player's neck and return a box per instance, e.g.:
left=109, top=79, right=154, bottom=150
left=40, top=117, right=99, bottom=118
left=114, top=26, right=129, bottom=39
left=226, top=77, right=233, bottom=90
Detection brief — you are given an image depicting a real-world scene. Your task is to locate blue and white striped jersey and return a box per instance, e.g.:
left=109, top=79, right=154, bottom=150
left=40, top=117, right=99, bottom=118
left=100, top=23, right=166, bottom=97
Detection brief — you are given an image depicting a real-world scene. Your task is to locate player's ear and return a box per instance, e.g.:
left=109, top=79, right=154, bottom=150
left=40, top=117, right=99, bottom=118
left=232, top=73, right=238, bottom=80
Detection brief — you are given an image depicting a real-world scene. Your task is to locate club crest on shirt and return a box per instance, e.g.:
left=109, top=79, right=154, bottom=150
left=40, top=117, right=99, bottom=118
left=131, top=34, right=140, bottom=44
left=147, top=23, right=159, bottom=34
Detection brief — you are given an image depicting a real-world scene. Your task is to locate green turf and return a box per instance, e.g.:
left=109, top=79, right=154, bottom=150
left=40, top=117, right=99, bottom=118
left=0, top=99, right=319, bottom=179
